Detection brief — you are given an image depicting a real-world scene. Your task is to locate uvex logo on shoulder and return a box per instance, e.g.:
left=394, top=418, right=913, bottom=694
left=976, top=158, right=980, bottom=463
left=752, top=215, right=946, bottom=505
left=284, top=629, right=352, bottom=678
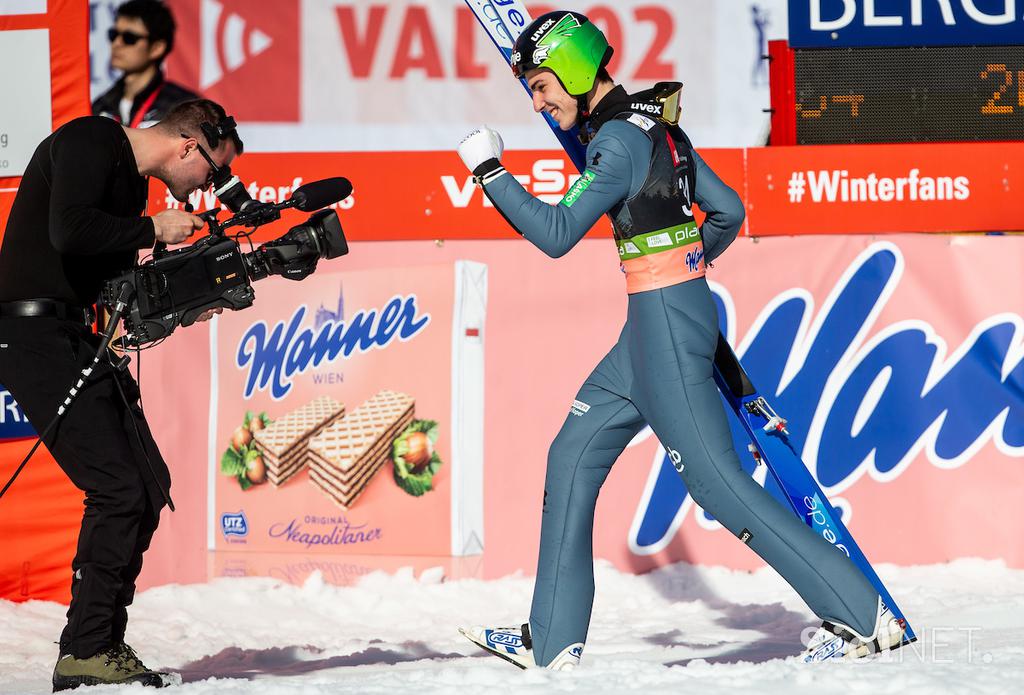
left=630, top=102, right=661, bottom=115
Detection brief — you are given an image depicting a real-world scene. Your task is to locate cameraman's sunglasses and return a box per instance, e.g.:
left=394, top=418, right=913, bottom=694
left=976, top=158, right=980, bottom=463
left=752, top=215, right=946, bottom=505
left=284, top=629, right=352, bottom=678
left=107, top=28, right=149, bottom=45
left=182, top=134, right=224, bottom=186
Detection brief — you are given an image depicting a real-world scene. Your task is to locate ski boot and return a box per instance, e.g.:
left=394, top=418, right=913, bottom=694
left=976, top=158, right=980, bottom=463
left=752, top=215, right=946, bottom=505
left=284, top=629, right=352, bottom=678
left=459, top=623, right=582, bottom=670
left=804, top=599, right=908, bottom=662
left=52, top=642, right=181, bottom=691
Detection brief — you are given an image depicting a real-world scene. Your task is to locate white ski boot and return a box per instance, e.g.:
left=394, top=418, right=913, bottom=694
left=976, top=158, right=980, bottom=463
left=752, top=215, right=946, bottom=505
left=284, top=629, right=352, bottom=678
left=459, top=623, right=582, bottom=670
left=804, top=598, right=908, bottom=662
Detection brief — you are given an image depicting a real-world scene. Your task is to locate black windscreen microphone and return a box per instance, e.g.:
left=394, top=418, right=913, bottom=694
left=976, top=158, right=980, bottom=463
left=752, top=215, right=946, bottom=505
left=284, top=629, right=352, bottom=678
left=292, top=177, right=353, bottom=211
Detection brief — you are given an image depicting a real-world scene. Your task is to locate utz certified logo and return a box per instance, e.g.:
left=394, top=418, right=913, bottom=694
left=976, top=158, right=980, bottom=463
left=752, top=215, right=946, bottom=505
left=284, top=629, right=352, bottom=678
left=221, top=511, right=249, bottom=539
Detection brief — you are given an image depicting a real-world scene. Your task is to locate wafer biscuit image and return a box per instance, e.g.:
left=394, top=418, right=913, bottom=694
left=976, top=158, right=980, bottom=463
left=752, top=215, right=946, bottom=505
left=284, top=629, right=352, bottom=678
left=254, top=396, right=346, bottom=486
left=308, top=390, right=415, bottom=509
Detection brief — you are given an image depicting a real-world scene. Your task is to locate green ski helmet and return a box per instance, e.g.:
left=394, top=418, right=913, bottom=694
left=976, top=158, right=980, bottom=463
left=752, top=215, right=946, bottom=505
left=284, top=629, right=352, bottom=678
left=511, top=11, right=613, bottom=96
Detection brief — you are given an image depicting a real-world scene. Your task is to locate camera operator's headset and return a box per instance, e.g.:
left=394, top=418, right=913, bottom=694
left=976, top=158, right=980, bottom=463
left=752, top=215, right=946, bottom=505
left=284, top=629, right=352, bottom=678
left=186, top=114, right=237, bottom=195
left=200, top=116, right=237, bottom=151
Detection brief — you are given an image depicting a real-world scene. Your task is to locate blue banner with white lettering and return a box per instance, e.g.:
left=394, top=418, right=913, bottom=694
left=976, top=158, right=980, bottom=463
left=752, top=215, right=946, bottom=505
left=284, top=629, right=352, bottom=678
left=0, top=385, right=36, bottom=442
left=789, top=0, right=1024, bottom=48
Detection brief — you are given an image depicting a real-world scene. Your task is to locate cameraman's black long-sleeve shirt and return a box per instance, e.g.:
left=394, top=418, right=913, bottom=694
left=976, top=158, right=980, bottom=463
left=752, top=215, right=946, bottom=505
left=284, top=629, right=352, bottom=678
left=0, top=117, right=156, bottom=306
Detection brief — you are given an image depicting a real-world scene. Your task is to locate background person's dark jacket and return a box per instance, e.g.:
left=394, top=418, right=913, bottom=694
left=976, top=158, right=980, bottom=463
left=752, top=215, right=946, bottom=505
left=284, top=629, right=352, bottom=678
left=92, top=70, right=199, bottom=128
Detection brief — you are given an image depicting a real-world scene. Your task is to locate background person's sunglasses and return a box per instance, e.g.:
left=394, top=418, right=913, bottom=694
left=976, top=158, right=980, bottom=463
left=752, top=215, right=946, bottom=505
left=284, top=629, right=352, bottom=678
left=107, top=28, right=149, bottom=45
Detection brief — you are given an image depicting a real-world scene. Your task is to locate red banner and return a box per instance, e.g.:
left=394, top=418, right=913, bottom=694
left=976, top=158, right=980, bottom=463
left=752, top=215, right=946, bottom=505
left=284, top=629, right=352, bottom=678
left=0, top=0, right=91, bottom=605
left=746, top=143, right=1024, bottom=235
left=145, top=143, right=1022, bottom=242
left=142, top=148, right=745, bottom=241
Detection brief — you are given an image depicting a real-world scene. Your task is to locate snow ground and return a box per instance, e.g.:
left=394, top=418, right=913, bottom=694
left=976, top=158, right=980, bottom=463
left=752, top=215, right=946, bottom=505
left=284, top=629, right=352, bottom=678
left=1, top=558, right=1021, bottom=694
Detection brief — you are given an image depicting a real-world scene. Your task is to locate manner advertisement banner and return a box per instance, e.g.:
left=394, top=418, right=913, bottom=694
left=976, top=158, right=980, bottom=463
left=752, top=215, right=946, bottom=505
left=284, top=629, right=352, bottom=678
left=207, top=261, right=486, bottom=557
left=788, top=0, right=1024, bottom=48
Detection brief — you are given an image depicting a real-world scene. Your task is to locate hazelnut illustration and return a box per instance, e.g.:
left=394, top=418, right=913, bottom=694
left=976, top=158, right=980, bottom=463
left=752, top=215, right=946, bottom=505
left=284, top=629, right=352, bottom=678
left=249, top=417, right=265, bottom=434
left=232, top=426, right=252, bottom=450
left=246, top=454, right=266, bottom=484
left=404, top=432, right=434, bottom=471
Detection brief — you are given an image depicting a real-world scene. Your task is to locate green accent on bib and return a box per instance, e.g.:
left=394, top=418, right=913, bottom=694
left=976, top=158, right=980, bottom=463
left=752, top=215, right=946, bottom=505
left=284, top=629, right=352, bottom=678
left=617, top=222, right=700, bottom=260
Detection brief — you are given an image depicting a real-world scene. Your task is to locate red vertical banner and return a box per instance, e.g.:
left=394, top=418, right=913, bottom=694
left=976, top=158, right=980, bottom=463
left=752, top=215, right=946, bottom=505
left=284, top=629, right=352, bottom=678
left=163, top=0, right=301, bottom=122
left=0, top=0, right=90, bottom=603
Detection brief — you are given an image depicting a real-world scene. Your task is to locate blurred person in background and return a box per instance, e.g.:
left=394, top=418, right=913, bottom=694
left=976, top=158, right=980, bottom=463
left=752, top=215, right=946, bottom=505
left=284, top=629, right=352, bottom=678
left=93, top=0, right=199, bottom=128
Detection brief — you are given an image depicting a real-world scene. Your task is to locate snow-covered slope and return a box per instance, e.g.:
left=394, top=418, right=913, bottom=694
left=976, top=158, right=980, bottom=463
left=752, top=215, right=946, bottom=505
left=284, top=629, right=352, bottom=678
left=2, top=559, right=1021, bottom=694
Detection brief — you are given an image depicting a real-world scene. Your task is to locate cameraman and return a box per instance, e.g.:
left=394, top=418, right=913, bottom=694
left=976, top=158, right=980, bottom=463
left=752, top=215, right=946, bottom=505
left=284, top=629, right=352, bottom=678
left=0, top=100, right=242, bottom=690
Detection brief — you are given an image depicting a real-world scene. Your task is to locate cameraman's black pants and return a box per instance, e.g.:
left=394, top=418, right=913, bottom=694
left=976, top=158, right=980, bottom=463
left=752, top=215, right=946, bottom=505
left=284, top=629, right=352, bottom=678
left=0, top=317, right=171, bottom=659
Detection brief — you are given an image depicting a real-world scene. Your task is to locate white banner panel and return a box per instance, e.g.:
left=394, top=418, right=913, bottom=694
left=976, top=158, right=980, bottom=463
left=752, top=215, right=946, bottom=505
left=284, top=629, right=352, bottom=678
left=88, top=0, right=789, bottom=151
left=0, top=29, right=51, bottom=177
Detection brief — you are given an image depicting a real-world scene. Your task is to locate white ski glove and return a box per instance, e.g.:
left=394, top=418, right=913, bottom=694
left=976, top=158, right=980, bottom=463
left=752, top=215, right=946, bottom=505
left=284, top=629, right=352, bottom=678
left=458, top=125, right=507, bottom=185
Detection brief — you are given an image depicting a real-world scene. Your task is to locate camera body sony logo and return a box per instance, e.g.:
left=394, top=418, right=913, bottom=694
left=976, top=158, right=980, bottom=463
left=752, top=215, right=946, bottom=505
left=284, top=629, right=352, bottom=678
left=220, top=510, right=249, bottom=539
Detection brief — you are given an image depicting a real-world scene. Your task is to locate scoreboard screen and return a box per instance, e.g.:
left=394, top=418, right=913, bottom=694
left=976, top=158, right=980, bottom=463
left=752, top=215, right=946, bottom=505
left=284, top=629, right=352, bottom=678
left=793, top=45, right=1024, bottom=144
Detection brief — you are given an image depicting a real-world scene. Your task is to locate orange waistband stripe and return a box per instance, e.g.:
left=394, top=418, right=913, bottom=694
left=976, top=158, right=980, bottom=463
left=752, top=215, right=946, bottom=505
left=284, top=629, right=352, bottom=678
left=621, top=244, right=706, bottom=294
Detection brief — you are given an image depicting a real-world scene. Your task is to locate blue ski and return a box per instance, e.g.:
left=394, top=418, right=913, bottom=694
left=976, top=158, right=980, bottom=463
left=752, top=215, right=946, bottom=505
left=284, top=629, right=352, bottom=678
left=464, top=0, right=915, bottom=645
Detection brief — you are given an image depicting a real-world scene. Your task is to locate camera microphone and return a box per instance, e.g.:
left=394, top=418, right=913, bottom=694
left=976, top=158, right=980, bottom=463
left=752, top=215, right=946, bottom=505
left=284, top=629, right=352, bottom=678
left=292, top=177, right=353, bottom=212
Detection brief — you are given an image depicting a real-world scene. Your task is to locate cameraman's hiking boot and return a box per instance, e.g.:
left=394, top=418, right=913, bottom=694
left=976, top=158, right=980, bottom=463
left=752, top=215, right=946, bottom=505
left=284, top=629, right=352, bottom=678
left=52, top=642, right=180, bottom=691
left=459, top=623, right=583, bottom=670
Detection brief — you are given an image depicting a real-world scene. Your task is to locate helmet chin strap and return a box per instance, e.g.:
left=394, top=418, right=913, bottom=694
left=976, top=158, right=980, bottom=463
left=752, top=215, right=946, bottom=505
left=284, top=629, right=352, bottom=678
left=575, top=93, right=595, bottom=144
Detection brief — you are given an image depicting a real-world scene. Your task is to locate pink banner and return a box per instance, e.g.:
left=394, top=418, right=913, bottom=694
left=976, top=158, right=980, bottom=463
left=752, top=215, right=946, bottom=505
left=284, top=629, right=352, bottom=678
left=135, top=234, right=1023, bottom=591
left=205, top=262, right=485, bottom=557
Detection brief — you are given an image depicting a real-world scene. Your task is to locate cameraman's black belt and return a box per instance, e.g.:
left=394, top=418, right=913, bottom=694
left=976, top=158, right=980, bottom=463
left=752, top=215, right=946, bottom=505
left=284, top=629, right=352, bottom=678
left=0, top=300, right=94, bottom=326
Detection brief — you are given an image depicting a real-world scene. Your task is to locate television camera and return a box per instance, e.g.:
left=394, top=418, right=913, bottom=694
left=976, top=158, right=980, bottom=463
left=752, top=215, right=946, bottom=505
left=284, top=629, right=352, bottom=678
left=101, top=176, right=352, bottom=349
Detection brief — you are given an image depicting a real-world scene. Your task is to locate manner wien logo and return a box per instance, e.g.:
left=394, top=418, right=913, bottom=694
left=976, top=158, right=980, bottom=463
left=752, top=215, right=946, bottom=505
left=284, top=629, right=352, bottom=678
left=236, top=295, right=431, bottom=400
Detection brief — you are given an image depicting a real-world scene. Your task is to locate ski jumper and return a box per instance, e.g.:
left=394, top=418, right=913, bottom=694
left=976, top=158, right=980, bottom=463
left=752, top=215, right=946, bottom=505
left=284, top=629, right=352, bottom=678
left=480, top=86, right=882, bottom=666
